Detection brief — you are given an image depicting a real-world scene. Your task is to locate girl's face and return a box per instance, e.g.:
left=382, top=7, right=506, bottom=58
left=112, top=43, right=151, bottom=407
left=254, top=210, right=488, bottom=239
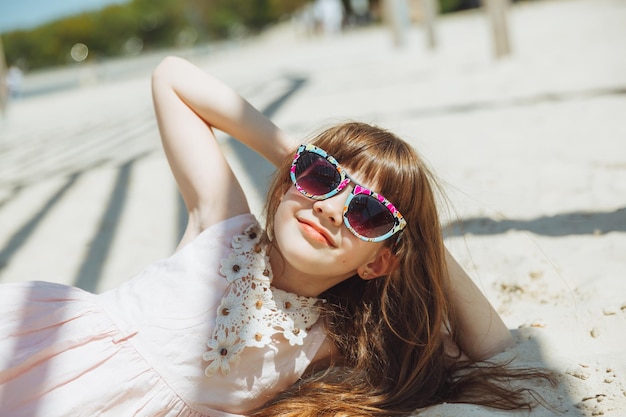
left=271, top=177, right=392, bottom=297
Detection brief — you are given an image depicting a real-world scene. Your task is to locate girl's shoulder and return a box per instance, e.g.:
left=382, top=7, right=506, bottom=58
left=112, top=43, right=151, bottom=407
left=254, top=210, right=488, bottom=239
left=178, top=213, right=259, bottom=252
left=200, top=213, right=259, bottom=240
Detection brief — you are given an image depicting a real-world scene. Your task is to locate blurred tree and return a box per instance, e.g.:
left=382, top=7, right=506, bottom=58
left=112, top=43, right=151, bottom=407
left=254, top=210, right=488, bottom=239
left=0, top=36, right=7, bottom=114
left=0, top=0, right=321, bottom=70
left=130, top=0, right=187, bottom=47
left=438, top=0, right=480, bottom=14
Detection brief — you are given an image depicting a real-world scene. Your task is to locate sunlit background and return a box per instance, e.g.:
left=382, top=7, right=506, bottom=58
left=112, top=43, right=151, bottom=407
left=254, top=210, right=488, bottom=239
left=0, top=0, right=484, bottom=71
left=0, top=1, right=491, bottom=95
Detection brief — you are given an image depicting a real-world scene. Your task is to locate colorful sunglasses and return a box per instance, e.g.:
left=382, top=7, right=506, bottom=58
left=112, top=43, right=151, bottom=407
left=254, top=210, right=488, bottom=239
left=290, top=143, right=407, bottom=242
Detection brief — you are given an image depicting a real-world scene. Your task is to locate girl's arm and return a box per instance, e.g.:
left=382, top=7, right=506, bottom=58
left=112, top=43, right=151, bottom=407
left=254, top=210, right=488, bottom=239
left=445, top=249, right=514, bottom=361
left=151, top=57, right=294, bottom=248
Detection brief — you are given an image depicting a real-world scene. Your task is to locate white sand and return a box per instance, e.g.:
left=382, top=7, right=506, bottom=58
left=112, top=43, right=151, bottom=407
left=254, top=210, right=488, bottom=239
left=1, top=0, right=624, bottom=415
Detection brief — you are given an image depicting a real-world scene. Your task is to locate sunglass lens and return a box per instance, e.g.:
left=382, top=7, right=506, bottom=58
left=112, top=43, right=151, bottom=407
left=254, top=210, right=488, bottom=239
left=346, top=194, right=395, bottom=239
left=295, top=152, right=342, bottom=196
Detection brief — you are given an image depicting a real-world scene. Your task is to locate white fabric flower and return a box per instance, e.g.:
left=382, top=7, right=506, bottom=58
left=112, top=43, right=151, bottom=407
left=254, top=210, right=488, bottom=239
left=274, top=288, right=321, bottom=323
left=216, top=291, right=244, bottom=330
left=232, top=224, right=261, bottom=252
left=243, top=281, right=276, bottom=312
left=274, top=290, right=302, bottom=311
left=239, top=318, right=274, bottom=348
left=219, top=253, right=248, bottom=282
left=282, top=322, right=307, bottom=346
left=203, top=331, right=242, bottom=376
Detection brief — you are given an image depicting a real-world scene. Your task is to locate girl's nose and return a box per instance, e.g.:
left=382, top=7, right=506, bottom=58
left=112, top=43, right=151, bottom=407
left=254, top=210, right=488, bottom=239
left=312, top=193, right=346, bottom=227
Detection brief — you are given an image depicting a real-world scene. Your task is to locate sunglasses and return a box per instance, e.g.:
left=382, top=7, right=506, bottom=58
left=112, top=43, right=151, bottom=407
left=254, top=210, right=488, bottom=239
left=290, top=143, right=407, bottom=242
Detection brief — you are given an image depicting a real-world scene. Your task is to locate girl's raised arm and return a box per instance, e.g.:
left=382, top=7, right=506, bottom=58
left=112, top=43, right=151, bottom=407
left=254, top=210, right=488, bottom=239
left=445, top=249, right=514, bottom=361
left=151, top=57, right=294, bottom=247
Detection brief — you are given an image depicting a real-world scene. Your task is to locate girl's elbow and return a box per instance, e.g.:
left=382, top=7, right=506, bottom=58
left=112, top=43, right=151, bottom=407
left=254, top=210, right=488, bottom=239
left=151, top=56, right=186, bottom=87
left=477, top=329, right=515, bottom=361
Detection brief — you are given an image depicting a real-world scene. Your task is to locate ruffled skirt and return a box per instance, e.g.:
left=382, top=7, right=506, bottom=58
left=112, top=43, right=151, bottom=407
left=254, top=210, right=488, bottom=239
left=0, top=281, right=209, bottom=417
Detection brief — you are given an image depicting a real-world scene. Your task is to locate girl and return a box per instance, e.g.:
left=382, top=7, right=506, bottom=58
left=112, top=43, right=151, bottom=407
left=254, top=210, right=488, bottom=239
left=0, top=56, right=550, bottom=417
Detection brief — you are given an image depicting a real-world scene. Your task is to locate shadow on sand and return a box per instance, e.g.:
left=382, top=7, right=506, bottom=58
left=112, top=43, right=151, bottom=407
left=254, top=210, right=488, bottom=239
left=445, top=207, right=626, bottom=237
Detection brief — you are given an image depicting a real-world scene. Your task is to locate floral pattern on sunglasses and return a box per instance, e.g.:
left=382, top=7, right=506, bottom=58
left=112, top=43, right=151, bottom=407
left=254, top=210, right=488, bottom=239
left=290, top=143, right=407, bottom=243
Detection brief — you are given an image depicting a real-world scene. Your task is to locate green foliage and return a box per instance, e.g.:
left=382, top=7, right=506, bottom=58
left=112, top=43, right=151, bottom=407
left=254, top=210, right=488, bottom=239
left=438, top=0, right=464, bottom=14
left=2, top=0, right=309, bottom=71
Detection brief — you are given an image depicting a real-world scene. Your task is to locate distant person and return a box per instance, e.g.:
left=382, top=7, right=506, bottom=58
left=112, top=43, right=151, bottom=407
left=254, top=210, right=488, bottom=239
left=314, top=0, right=345, bottom=35
left=0, top=70, right=7, bottom=114
left=5, top=65, right=23, bottom=99
left=293, top=3, right=318, bottom=38
left=349, top=0, right=372, bottom=25
left=0, top=56, right=553, bottom=416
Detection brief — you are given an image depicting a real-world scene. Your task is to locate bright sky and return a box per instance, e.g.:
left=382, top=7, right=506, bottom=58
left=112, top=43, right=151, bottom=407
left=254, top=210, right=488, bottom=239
left=0, top=0, right=130, bottom=33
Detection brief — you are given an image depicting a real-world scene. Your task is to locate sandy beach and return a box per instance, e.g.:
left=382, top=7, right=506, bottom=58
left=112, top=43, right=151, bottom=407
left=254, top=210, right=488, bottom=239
left=1, top=0, right=625, bottom=415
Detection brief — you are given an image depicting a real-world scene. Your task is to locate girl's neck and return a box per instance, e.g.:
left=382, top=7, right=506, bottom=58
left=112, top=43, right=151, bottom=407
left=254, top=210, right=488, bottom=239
left=268, top=244, right=323, bottom=298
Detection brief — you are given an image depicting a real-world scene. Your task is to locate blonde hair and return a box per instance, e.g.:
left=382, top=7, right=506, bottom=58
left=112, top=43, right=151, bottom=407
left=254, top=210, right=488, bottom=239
left=255, top=122, right=554, bottom=416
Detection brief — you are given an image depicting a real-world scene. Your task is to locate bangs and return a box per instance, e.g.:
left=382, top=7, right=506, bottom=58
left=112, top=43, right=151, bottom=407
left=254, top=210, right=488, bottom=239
left=308, top=123, right=420, bottom=219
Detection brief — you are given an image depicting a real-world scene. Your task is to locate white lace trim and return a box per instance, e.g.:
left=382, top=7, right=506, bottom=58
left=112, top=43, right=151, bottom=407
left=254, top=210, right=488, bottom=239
left=202, top=222, right=323, bottom=376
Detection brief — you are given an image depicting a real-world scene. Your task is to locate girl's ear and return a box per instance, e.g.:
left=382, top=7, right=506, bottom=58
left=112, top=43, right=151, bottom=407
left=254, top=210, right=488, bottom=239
left=357, top=247, right=398, bottom=280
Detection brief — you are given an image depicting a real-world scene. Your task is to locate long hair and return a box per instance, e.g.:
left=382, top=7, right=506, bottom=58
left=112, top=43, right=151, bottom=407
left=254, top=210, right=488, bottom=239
left=255, top=122, right=554, bottom=416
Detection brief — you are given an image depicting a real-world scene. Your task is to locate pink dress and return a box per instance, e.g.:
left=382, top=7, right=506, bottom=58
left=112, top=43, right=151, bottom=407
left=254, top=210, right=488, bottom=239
left=0, top=214, right=327, bottom=417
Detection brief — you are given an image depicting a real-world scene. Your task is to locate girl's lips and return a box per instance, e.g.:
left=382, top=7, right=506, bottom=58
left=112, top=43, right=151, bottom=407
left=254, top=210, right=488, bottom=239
left=298, top=219, right=336, bottom=247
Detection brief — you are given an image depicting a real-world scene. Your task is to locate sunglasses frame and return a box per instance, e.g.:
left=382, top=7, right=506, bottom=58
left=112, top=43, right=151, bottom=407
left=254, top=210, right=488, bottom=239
left=290, top=143, right=407, bottom=243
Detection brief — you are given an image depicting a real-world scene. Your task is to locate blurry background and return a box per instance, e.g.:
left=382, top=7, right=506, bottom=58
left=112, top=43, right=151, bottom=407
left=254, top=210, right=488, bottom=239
left=0, top=0, right=484, bottom=71
left=0, top=0, right=495, bottom=99
left=0, top=0, right=473, bottom=70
